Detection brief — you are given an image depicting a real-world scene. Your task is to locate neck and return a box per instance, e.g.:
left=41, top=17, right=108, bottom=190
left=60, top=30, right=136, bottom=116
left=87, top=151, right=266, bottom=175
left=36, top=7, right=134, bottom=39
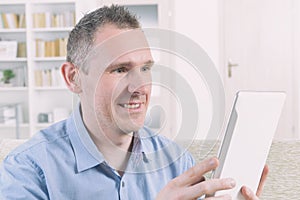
left=80, top=102, right=134, bottom=146
left=81, top=105, right=135, bottom=174
left=90, top=127, right=134, bottom=176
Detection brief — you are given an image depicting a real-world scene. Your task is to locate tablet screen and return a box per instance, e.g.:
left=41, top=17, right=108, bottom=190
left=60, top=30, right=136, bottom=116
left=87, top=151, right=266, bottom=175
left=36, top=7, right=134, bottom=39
left=212, top=91, right=286, bottom=199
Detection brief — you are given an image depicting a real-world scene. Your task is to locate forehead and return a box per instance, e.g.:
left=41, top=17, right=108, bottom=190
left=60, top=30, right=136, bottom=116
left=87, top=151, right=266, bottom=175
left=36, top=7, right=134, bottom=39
left=90, top=24, right=152, bottom=68
left=109, top=48, right=153, bottom=67
left=94, top=24, right=149, bottom=49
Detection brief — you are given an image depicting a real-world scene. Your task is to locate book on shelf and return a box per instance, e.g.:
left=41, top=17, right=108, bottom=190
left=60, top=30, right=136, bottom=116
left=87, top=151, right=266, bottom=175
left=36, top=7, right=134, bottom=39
left=14, top=66, right=27, bottom=87
left=35, top=37, right=68, bottom=57
left=35, top=39, right=45, bottom=57
left=0, top=13, right=26, bottom=29
left=18, top=13, right=26, bottom=29
left=33, top=11, right=75, bottom=28
left=17, top=42, right=27, bottom=58
left=32, top=13, right=46, bottom=28
left=34, top=68, right=64, bottom=88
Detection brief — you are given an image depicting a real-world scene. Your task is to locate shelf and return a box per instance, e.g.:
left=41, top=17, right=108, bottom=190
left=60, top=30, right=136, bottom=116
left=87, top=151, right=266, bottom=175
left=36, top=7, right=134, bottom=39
left=0, top=2, right=25, bottom=5
left=32, top=27, right=73, bottom=32
left=34, top=86, right=68, bottom=91
left=33, top=57, right=66, bottom=62
left=0, top=29, right=26, bottom=33
left=30, top=0, right=76, bottom=4
left=0, top=58, right=27, bottom=62
left=0, top=123, right=29, bottom=128
left=0, top=87, right=28, bottom=92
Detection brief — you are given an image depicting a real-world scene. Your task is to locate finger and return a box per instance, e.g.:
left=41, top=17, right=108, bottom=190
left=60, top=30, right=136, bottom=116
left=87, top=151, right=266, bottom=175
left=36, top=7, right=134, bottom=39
left=241, top=186, right=259, bottom=200
left=199, top=176, right=206, bottom=183
left=205, top=194, right=232, bottom=200
left=256, top=165, right=269, bottom=197
left=182, top=178, right=236, bottom=199
left=190, top=175, right=206, bottom=186
left=173, top=157, right=219, bottom=187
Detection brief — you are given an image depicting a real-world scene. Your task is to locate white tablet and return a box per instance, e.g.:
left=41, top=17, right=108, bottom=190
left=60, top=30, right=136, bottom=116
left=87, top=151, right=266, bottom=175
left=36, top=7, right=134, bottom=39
left=212, top=91, right=286, bottom=199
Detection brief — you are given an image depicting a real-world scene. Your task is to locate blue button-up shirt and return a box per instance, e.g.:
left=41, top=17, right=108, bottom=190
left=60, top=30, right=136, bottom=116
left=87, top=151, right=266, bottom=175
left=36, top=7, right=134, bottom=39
left=0, top=104, right=195, bottom=200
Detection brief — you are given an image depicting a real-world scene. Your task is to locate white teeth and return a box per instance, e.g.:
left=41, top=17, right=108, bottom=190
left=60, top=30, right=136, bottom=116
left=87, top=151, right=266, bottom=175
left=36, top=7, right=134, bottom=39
left=123, top=103, right=140, bottom=109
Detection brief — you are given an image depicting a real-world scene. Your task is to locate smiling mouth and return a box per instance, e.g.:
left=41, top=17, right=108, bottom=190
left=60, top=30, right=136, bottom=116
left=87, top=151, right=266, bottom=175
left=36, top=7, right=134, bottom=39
left=119, top=102, right=144, bottom=109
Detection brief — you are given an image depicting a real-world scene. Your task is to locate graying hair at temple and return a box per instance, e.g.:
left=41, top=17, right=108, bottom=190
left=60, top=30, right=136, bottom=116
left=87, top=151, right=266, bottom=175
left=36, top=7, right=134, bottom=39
left=66, top=4, right=141, bottom=73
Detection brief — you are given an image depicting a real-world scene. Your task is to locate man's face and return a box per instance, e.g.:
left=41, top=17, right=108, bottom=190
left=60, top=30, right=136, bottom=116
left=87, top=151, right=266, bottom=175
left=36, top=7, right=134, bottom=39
left=80, top=25, right=153, bottom=134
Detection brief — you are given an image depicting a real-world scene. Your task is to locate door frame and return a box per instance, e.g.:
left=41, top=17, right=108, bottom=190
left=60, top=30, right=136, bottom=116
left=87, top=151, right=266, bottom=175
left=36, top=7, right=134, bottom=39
left=293, top=0, right=300, bottom=139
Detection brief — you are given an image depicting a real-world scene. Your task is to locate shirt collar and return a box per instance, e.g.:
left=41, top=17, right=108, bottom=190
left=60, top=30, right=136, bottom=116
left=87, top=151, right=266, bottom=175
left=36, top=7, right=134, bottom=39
left=67, top=103, right=105, bottom=173
left=67, top=103, right=150, bottom=173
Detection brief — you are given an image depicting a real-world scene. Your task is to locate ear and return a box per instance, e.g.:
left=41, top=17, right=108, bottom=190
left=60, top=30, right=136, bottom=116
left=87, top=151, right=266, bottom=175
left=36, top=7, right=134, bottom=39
left=61, top=62, right=82, bottom=93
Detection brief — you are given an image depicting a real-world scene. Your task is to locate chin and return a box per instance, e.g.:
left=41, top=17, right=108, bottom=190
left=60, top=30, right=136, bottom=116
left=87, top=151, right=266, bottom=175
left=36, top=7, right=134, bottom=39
left=118, top=119, right=145, bottom=133
left=113, top=107, right=147, bottom=133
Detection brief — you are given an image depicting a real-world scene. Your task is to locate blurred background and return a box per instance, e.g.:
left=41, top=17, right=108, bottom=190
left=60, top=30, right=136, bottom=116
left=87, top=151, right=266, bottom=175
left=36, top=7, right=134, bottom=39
left=0, top=0, right=299, bottom=141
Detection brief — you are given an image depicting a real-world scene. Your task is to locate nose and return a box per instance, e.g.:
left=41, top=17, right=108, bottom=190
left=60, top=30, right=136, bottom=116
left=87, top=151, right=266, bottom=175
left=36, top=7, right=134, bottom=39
left=127, top=67, right=151, bottom=94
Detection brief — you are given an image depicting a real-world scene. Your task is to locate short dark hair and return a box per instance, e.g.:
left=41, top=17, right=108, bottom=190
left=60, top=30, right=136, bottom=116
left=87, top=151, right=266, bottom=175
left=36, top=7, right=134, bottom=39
left=66, top=5, right=140, bottom=70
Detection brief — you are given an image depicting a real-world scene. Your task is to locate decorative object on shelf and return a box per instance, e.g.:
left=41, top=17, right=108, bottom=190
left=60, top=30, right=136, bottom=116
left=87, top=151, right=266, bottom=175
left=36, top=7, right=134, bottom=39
left=0, top=103, right=23, bottom=139
left=38, top=112, right=53, bottom=123
left=37, top=108, right=69, bottom=124
left=0, top=41, right=18, bottom=59
left=0, top=104, right=23, bottom=125
left=0, top=69, right=15, bottom=86
left=0, top=67, right=27, bottom=87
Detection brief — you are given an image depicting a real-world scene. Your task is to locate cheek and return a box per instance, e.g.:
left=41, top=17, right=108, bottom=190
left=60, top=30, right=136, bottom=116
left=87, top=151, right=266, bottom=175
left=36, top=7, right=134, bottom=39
left=94, top=90, right=112, bottom=119
left=94, top=78, right=119, bottom=108
left=147, top=83, right=152, bottom=93
left=94, top=84, right=111, bottom=104
left=102, top=76, right=127, bottom=99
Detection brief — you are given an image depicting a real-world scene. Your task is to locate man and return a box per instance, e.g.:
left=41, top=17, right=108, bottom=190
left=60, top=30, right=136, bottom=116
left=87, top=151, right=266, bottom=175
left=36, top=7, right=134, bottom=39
left=0, top=5, right=267, bottom=199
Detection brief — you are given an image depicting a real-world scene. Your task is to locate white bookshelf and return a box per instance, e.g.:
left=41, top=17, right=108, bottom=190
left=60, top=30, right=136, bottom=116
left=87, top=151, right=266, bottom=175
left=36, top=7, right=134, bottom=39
left=0, top=58, right=27, bottom=62
left=0, top=0, right=173, bottom=139
left=32, top=27, right=73, bottom=32
left=0, top=29, right=26, bottom=33
left=0, top=87, right=28, bottom=92
left=0, top=0, right=77, bottom=138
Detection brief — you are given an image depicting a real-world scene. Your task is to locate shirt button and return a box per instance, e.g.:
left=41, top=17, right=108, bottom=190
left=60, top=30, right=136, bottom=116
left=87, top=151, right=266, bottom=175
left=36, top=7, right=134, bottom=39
left=122, top=181, right=125, bottom=187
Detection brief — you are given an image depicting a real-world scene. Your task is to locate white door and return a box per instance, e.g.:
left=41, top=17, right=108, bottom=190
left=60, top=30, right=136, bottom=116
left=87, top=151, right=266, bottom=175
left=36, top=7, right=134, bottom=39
left=221, top=0, right=296, bottom=139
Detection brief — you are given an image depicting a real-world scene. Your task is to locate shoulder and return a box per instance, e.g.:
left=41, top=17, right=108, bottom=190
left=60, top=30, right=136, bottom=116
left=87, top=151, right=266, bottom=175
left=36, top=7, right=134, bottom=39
left=6, top=120, right=70, bottom=160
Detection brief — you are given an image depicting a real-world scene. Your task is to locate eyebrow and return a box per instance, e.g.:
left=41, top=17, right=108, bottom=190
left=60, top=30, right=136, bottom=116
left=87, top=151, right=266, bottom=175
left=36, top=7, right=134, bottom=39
left=108, top=60, right=155, bottom=69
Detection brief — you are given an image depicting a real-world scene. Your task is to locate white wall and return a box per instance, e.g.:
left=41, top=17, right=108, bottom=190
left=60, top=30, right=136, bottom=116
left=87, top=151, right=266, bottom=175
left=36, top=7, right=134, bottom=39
left=171, top=1, right=221, bottom=140
left=76, top=1, right=98, bottom=19
left=172, top=0, right=220, bottom=70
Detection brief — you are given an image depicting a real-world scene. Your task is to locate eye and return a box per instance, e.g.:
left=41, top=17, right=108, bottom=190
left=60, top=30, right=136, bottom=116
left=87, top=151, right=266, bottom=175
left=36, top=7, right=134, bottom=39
left=141, top=65, right=152, bottom=72
left=111, top=67, right=128, bottom=74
